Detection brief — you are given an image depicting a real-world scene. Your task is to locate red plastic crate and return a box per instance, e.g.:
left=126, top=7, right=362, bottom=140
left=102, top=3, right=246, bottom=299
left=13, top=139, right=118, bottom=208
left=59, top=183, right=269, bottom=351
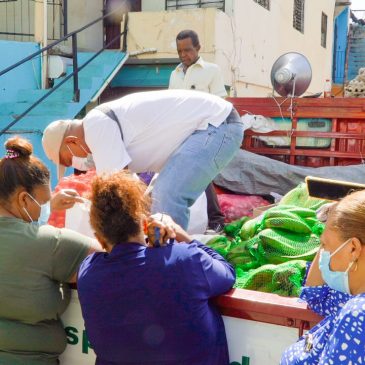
left=230, top=97, right=365, bottom=167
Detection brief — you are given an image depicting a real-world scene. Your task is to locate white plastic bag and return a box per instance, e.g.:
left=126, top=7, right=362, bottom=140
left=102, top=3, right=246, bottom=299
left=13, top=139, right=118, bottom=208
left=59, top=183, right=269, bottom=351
left=147, top=173, right=208, bottom=235
left=65, top=202, right=95, bottom=238
left=187, top=192, right=208, bottom=235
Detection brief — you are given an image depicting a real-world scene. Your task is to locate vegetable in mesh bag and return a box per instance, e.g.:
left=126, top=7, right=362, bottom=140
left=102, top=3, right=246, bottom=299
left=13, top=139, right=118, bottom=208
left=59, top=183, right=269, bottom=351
left=257, top=228, right=320, bottom=264
left=226, top=237, right=260, bottom=271
left=239, top=216, right=262, bottom=240
left=206, top=235, right=231, bottom=258
left=267, top=205, right=316, bottom=218
left=224, top=216, right=250, bottom=237
left=234, top=260, right=307, bottom=297
left=303, top=216, right=319, bottom=228
left=261, top=210, right=312, bottom=234
left=271, top=260, right=307, bottom=297
left=235, top=264, right=277, bottom=293
left=279, top=183, right=328, bottom=210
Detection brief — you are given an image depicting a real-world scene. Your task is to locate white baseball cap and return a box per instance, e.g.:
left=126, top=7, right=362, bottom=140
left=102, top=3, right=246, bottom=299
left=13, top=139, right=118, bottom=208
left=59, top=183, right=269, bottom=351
left=42, top=119, right=72, bottom=179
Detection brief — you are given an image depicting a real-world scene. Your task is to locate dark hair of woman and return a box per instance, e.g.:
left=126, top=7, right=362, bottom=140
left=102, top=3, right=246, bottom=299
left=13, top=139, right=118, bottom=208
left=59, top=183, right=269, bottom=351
left=0, top=137, right=50, bottom=202
left=90, top=171, right=151, bottom=245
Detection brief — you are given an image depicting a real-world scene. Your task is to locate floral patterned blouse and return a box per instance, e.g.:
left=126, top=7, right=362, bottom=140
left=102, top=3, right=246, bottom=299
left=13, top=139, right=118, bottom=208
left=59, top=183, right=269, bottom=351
left=280, top=284, right=365, bottom=365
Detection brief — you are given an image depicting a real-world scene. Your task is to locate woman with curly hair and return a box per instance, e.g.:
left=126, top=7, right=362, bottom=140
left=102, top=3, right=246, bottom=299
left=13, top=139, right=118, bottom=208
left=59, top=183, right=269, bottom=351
left=77, top=170, right=235, bottom=365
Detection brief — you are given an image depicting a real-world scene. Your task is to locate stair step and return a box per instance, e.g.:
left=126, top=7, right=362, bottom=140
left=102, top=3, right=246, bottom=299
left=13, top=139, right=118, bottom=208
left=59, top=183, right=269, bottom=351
left=53, top=74, right=95, bottom=89
left=0, top=101, right=68, bottom=116
left=17, top=89, right=75, bottom=103
left=0, top=113, right=72, bottom=131
left=64, top=64, right=105, bottom=78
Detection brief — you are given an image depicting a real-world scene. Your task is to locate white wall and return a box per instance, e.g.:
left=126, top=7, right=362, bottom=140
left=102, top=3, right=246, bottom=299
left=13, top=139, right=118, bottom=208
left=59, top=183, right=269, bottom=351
left=123, top=8, right=221, bottom=60
left=66, top=0, right=104, bottom=51
left=127, top=0, right=336, bottom=96
left=225, top=0, right=336, bottom=96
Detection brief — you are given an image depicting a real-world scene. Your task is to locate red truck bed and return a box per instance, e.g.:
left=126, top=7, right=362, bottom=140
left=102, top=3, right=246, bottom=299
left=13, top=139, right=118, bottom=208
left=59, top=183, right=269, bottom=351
left=230, top=97, right=365, bottom=167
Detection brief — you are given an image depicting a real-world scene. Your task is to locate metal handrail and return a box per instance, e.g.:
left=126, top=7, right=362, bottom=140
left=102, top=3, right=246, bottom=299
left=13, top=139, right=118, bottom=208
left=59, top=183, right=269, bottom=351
left=0, top=4, right=126, bottom=79
left=0, top=2, right=129, bottom=136
left=0, top=31, right=126, bottom=137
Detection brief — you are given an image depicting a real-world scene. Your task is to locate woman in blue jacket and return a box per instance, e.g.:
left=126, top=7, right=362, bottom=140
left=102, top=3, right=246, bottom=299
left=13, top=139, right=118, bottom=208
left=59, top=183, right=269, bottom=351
left=77, top=170, right=235, bottom=365
left=281, top=190, right=365, bottom=365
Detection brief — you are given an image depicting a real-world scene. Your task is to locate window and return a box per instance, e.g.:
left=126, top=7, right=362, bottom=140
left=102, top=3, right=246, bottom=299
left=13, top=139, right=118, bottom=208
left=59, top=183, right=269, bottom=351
left=321, top=12, right=328, bottom=48
left=253, top=0, right=270, bottom=10
left=165, top=0, right=225, bottom=11
left=293, top=0, right=305, bottom=33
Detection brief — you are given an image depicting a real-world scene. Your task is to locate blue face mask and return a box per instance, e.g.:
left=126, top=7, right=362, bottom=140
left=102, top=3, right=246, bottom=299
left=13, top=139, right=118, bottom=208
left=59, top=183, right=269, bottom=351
left=318, top=238, right=355, bottom=294
left=23, top=193, right=51, bottom=226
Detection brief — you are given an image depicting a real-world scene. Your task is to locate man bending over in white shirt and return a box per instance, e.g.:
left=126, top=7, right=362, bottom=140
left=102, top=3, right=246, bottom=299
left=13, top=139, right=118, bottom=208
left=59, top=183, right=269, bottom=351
left=42, top=89, right=243, bottom=230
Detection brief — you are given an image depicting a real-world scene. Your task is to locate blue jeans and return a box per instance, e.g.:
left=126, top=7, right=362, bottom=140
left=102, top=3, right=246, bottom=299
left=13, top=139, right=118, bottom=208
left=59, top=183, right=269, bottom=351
left=151, top=108, right=244, bottom=229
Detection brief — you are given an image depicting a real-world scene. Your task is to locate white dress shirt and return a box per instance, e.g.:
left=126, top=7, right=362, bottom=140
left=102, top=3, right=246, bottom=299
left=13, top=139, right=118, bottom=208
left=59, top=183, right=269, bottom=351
left=83, top=89, right=232, bottom=174
left=169, top=57, right=227, bottom=97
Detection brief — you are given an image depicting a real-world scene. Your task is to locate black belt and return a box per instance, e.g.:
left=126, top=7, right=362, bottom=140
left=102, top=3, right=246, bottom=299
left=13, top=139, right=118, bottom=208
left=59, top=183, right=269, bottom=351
left=95, top=105, right=124, bottom=140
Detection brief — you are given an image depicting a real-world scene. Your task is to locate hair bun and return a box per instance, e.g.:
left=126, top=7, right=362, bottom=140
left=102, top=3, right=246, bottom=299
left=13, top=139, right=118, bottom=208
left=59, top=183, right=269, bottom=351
left=5, top=137, right=33, bottom=158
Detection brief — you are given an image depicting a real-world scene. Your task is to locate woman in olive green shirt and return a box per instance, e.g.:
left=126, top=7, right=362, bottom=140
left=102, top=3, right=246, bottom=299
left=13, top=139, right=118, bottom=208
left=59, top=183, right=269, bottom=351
left=0, top=137, right=99, bottom=365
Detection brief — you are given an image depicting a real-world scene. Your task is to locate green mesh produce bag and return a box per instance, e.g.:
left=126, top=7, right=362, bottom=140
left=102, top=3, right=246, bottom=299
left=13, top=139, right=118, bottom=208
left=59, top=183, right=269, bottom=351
left=234, top=260, right=307, bottom=297
left=279, top=182, right=327, bottom=210
left=206, top=183, right=328, bottom=297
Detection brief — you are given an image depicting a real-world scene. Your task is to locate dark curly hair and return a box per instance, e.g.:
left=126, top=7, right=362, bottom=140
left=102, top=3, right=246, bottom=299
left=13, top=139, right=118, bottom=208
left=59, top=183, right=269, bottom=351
left=0, top=137, right=50, bottom=203
left=90, top=171, right=151, bottom=245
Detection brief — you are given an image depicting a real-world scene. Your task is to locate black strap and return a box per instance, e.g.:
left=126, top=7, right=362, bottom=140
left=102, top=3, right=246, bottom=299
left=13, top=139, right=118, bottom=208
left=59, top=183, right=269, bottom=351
left=95, top=105, right=124, bottom=140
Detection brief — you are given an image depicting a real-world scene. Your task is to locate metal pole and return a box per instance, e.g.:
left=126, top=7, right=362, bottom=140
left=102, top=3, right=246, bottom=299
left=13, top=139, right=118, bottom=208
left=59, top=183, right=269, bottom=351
left=72, top=33, right=80, bottom=102
left=42, top=0, right=48, bottom=89
left=63, top=0, right=68, bottom=36
left=122, top=12, right=128, bottom=52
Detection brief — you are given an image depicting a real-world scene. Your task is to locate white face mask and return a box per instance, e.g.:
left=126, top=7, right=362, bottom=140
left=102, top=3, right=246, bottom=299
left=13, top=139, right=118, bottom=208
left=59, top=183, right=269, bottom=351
left=318, top=238, right=355, bottom=294
left=23, top=193, right=51, bottom=226
left=67, top=144, right=95, bottom=171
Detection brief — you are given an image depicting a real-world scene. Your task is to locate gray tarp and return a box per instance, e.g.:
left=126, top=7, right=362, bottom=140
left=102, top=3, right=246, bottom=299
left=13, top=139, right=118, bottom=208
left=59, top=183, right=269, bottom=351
left=214, top=150, right=365, bottom=195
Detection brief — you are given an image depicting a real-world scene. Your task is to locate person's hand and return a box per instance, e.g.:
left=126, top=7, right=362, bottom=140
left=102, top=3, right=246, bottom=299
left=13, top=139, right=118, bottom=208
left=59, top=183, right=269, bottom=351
left=146, top=213, right=176, bottom=247
left=50, top=189, right=84, bottom=212
left=145, top=213, right=192, bottom=247
left=316, top=202, right=336, bottom=223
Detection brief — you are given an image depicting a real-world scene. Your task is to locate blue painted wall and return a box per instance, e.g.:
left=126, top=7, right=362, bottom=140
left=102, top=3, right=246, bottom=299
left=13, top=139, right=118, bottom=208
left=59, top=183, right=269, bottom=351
left=0, top=40, right=41, bottom=102
left=0, top=40, right=53, bottom=185
left=333, top=7, right=349, bottom=84
left=0, top=44, right=127, bottom=188
left=111, top=64, right=176, bottom=88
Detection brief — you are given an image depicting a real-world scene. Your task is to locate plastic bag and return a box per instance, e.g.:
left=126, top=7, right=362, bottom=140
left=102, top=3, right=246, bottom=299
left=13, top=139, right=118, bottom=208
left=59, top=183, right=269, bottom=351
left=48, top=171, right=96, bottom=228
left=65, top=201, right=95, bottom=238
left=217, top=193, right=270, bottom=222
left=187, top=192, right=208, bottom=235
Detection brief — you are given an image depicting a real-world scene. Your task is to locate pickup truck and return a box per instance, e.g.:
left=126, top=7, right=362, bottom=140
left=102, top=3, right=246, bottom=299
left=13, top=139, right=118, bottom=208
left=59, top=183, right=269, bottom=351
left=60, top=96, right=365, bottom=365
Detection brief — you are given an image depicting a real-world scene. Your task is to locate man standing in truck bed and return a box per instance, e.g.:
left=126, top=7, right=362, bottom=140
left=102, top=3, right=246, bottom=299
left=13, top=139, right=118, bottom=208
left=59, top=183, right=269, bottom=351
left=42, top=89, right=244, bottom=230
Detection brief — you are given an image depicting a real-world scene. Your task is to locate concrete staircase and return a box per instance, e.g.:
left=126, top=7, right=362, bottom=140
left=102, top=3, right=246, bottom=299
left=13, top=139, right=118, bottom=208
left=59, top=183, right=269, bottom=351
left=347, top=24, right=365, bottom=81
left=0, top=46, right=128, bottom=185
